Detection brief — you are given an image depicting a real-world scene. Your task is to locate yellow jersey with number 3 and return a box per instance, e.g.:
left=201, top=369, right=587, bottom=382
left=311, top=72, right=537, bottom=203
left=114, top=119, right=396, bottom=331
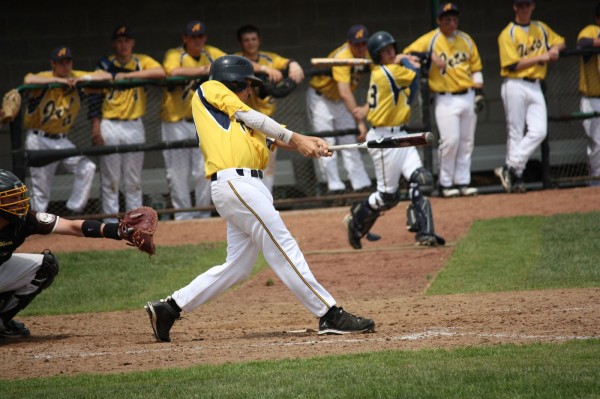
left=366, top=64, right=416, bottom=127
left=24, top=70, right=99, bottom=134
left=498, top=21, right=564, bottom=80
left=100, top=53, right=162, bottom=120
left=578, top=24, right=600, bottom=97
left=160, top=45, right=227, bottom=122
left=191, top=80, right=270, bottom=176
left=309, top=43, right=371, bottom=101
left=235, top=50, right=290, bottom=116
left=403, top=29, right=482, bottom=93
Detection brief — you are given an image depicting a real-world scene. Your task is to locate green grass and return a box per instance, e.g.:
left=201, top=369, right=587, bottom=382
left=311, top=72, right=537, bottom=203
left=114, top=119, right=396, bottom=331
left=428, top=212, right=600, bottom=295
left=1, top=339, right=599, bottom=398
left=22, top=243, right=268, bottom=315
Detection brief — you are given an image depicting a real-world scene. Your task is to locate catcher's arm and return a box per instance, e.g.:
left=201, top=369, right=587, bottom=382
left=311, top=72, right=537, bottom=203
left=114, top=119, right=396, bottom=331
left=54, top=206, right=158, bottom=256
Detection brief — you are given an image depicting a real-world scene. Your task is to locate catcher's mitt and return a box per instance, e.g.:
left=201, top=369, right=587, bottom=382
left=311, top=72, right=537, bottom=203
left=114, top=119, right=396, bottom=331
left=1, top=89, right=22, bottom=123
left=118, top=206, right=158, bottom=256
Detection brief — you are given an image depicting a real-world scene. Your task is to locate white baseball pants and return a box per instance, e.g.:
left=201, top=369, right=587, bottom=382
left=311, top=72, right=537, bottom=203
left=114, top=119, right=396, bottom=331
left=172, top=168, right=335, bottom=317
left=306, top=88, right=371, bottom=192
left=99, top=118, right=145, bottom=223
left=25, top=130, right=96, bottom=213
left=500, top=79, right=547, bottom=175
left=434, top=90, right=477, bottom=187
left=161, top=120, right=211, bottom=220
left=581, top=96, right=600, bottom=184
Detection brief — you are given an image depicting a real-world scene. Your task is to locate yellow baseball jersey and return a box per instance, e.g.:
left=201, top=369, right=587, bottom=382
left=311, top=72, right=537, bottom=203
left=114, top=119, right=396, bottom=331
left=235, top=50, right=290, bottom=116
left=309, top=43, right=371, bottom=101
left=403, top=29, right=482, bottom=93
left=366, top=64, right=416, bottom=127
left=99, top=53, right=162, bottom=120
left=498, top=21, right=565, bottom=80
left=160, top=45, right=227, bottom=122
left=191, top=80, right=270, bottom=176
left=577, top=24, right=600, bottom=96
left=24, top=70, right=98, bottom=134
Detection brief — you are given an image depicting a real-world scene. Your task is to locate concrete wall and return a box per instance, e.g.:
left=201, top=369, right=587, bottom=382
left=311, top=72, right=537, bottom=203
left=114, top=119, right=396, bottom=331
left=1, top=0, right=597, bottom=170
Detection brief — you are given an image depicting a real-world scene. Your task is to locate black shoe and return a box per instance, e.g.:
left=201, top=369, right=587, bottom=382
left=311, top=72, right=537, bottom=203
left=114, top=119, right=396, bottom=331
left=145, top=297, right=181, bottom=342
left=318, top=306, right=375, bottom=335
left=0, top=319, right=31, bottom=338
left=513, top=177, right=526, bottom=193
left=416, top=233, right=445, bottom=246
left=343, top=214, right=362, bottom=249
left=494, top=166, right=513, bottom=193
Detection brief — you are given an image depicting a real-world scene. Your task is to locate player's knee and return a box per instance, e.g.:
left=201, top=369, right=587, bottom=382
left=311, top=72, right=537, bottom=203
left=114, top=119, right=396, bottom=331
left=409, top=167, right=433, bottom=196
left=368, top=191, right=401, bottom=212
left=34, top=249, right=59, bottom=290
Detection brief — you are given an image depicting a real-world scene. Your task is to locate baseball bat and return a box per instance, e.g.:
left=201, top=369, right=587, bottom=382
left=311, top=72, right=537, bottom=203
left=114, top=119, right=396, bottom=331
left=311, top=58, right=373, bottom=67
left=328, top=132, right=434, bottom=151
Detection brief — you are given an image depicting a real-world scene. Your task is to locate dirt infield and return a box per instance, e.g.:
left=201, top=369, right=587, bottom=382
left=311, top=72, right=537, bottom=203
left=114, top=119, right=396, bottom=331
left=2, top=187, right=600, bottom=380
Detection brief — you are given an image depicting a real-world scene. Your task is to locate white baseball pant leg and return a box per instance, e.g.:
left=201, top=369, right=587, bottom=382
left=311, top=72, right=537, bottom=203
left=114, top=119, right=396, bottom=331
left=262, top=147, right=278, bottom=192
left=501, top=79, right=547, bottom=175
left=99, top=119, right=145, bottom=223
left=366, top=127, right=423, bottom=195
left=172, top=168, right=335, bottom=317
left=307, top=88, right=371, bottom=191
left=161, top=120, right=211, bottom=220
left=25, top=131, right=59, bottom=213
left=0, top=254, right=44, bottom=330
left=434, top=90, right=477, bottom=187
left=581, top=96, right=600, bottom=184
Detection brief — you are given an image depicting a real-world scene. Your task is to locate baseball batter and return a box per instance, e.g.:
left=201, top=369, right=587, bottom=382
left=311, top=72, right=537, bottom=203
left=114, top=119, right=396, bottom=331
left=145, top=56, right=374, bottom=342
left=236, top=24, right=305, bottom=192
left=160, top=21, right=226, bottom=220
left=307, top=24, right=372, bottom=194
left=23, top=47, right=111, bottom=214
left=91, top=25, right=166, bottom=222
left=0, top=169, right=128, bottom=338
left=496, top=0, right=565, bottom=193
left=344, top=31, right=445, bottom=249
left=404, top=3, right=484, bottom=198
left=577, top=4, right=600, bottom=186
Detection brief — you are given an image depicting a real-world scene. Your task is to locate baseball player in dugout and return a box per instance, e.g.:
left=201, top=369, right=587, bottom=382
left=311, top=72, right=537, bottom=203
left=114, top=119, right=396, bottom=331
left=145, top=55, right=375, bottom=342
left=344, top=31, right=446, bottom=249
left=307, top=24, right=373, bottom=195
left=236, top=24, right=305, bottom=192
left=160, top=21, right=226, bottom=220
left=577, top=4, right=600, bottom=187
left=495, top=0, right=565, bottom=193
left=0, top=169, right=132, bottom=338
left=22, top=47, right=111, bottom=214
left=90, top=25, right=166, bottom=223
left=404, top=2, right=484, bottom=198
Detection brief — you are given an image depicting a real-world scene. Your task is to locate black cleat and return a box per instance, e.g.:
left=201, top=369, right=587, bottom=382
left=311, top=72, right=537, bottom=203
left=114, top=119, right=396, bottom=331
left=318, top=306, right=375, bottom=335
left=343, top=214, right=363, bottom=250
left=145, top=297, right=180, bottom=342
left=0, top=319, right=31, bottom=338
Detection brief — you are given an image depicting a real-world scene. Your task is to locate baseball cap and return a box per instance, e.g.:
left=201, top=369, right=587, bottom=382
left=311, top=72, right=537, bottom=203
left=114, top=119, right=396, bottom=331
left=112, top=25, right=134, bottom=40
left=347, top=24, right=369, bottom=44
left=438, top=2, right=460, bottom=17
left=184, top=21, right=206, bottom=36
left=50, top=46, right=72, bottom=61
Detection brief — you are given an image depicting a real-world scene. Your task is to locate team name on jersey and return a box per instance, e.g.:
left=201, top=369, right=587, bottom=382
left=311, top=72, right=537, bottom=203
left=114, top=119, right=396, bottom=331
left=517, top=39, right=543, bottom=58
left=440, top=51, right=469, bottom=69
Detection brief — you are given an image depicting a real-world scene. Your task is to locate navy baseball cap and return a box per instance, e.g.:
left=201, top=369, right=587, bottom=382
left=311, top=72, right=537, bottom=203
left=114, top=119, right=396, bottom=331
left=438, top=2, right=460, bottom=17
left=347, top=24, right=369, bottom=44
left=50, top=46, right=72, bottom=61
left=112, top=25, right=134, bottom=40
left=184, top=21, right=206, bottom=36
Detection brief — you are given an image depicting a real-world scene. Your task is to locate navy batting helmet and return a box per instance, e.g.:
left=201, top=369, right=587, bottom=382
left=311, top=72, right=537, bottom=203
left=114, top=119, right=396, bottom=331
left=368, top=31, right=397, bottom=64
left=209, top=55, right=263, bottom=92
left=0, top=169, right=30, bottom=223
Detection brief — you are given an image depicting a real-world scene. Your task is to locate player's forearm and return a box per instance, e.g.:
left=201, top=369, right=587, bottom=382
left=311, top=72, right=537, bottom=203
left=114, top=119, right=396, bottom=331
left=337, top=83, right=360, bottom=120
left=118, top=67, right=166, bottom=80
left=24, top=75, right=64, bottom=85
left=235, top=109, right=293, bottom=144
left=169, top=66, right=209, bottom=77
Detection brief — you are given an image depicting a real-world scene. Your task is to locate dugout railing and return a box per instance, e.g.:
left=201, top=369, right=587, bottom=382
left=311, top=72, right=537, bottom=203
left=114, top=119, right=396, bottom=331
left=6, top=51, right=597, bottom=220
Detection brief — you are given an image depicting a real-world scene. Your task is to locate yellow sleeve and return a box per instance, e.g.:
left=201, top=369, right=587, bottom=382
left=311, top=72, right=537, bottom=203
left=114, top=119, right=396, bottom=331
left=139, top=54, right=162, bottom=70
left=403, top=32, right=432, bottom=53
left=541, top=22, right=565, bottom=47
left=203, top=81, right=252, bottom=117
left=578, top=25, right=599, bottom=41
left=468, top=34, right=483, bottom=73
left=163, top=48, right=182, bottom=75
left=332, top=65, right=351, bottom=83
left=268, top=52, right=290, bottom=70
left=498, top=27, right=520, bottom=68
left=206, top=45, right=227, bottom=61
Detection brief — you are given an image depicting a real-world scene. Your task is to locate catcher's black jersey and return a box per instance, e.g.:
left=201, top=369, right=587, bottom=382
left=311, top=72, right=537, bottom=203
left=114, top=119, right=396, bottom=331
left=0, top=211, right=58, bottom=265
